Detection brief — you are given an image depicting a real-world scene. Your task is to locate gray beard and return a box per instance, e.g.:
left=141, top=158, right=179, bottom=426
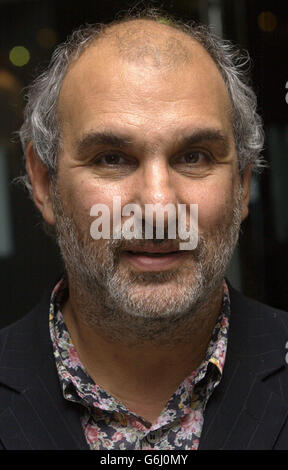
left=52, top=187, right=243, bottom=343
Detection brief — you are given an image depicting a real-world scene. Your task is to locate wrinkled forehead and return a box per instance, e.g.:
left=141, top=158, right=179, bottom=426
left=57, top=19, right=233, bottom=137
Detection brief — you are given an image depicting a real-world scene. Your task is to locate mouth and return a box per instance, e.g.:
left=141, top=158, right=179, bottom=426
left=128, top=250, right=180, bottom=257
left=122, top=246, right=188, bottom=271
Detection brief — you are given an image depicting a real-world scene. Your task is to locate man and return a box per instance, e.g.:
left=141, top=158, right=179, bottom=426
left=1, top=11, right=288, bottom=450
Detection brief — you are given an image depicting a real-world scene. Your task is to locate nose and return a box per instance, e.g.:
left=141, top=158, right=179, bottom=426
left=135, top=157, right=178, bottom=207
left=130, top=157, right=179, bottom=236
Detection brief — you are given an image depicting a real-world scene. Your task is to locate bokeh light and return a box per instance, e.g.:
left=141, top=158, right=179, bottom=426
left=258, top=11, right=277, bottom=32
left=9, top=46, right=30, bottom=67
left=0, top=69, right=21, bottom=94
left=36, top=28, right=57, bottom=49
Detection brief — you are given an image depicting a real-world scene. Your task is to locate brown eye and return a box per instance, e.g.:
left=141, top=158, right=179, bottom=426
left=178, top=151, right=208, bottom=164
left=96, top=153, right=125, bottom=165
left=171, top=149, right=213, bottom=176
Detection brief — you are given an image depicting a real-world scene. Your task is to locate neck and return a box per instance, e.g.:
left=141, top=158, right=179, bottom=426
left=61, top=278, right=224, bottom=423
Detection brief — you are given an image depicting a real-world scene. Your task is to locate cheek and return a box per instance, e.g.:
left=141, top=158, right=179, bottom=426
left=58, top=173, right=133, bottom=225
left=185, top=178, right=235, bottom=232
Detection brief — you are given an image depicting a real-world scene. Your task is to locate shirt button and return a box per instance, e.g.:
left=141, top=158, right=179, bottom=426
left=145, top=430, right=162, bottom=445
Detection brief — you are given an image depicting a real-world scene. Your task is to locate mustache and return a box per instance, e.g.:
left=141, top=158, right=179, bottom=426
left=109, top=221, right=194, bottom=244
left=106, top=232, right=205, bottom=259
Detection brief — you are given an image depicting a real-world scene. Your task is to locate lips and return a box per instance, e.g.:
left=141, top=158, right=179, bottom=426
left=122, top=245, right=188, bottom=271
left=127, top=251, right=179, bottom=257
left=125, top=243, right=180, bottom=254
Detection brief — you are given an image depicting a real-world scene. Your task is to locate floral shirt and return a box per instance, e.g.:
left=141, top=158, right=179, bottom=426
left=49, top=278, right=230, bottom=450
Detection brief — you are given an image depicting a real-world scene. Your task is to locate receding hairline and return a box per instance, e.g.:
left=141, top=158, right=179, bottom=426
left=59, top=17, right=225, bottom=99
left=57, top=17, right=233, bottom=143
left=92, top=17, right=198, bottom=47
left=69, top=17, right=209, bottom=69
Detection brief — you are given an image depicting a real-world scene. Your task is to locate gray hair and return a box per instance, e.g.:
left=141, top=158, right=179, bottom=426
left=18, top=9, right=265, bottom=194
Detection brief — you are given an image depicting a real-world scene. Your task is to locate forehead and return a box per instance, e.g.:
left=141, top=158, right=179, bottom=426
left=58, top=21, right=233, bottom=144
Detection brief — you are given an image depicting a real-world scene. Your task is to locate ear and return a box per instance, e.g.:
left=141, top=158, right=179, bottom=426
left=240, top=166, right=251, bottom=222
left=26, top=141, right=55, bottom=226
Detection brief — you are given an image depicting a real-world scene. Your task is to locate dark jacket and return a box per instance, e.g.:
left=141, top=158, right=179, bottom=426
left=0, top=284, right=288, bottom=450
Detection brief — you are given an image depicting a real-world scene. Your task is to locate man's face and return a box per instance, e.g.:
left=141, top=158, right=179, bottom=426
left=45, top=33, right=249, bottom=328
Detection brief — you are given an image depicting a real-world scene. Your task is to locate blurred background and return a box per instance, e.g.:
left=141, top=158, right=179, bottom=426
left=0, top=0, right=287, bottom=327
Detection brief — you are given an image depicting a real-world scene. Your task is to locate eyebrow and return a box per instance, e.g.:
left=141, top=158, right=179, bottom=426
left=75, top=132, right=133, bottom=156
left=177, top=129, right=230, bottom=154
left=74, top=128, right=231, bottom=157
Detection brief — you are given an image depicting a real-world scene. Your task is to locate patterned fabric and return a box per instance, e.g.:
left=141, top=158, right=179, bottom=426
left=49, top=278, right=230, bottom=450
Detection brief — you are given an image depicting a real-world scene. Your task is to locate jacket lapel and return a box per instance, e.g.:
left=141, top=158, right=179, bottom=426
left=199, top=286, right=288, bottom=449
left=199, top=356, right=288, bottom=449
left=0, top=288, right=89, bottom=450
left=0, top=372, right=88, bottom=450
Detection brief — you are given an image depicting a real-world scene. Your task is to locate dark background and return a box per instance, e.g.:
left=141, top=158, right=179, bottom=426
left=0, top=0, right=287, bottom=328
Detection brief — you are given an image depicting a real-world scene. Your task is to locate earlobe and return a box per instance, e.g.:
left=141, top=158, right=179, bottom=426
left=26, top=141, right=55, bottom=226
left=241, top=166, right=252, bottom=222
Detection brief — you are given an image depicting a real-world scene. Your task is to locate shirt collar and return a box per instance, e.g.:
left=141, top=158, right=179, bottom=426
left=49, top=277, right=230, bottom=422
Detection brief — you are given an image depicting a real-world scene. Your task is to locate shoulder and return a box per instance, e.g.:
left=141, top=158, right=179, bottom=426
left=0, top=287, right=51, bottom=341
left=226, top=283, right=288, bottom=383
left=229, top=283, right=288, bottom=329
left=0, top=285, right=54, bottom=392
left=0, top=276, right=62, bottom=348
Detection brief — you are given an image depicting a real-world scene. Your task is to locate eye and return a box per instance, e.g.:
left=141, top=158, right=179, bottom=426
left=94, top=152, right=126, bottom=165
left=176, top=150, right=210, bottom=165
left=92, top=151, right=136, bottom=167
left=171, top=150, right=213, bottom=176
